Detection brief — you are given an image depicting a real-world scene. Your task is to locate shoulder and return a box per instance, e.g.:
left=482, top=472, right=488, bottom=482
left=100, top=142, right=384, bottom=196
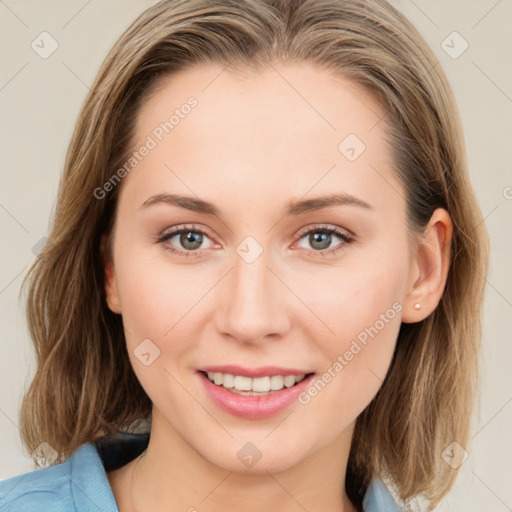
left=0, top=442, right=117, bottom=512
left=0, top=433, right=149, bottom=512
left=0, top=455, right=76, bottom=511
left=363, top=477, right=403, bottom=512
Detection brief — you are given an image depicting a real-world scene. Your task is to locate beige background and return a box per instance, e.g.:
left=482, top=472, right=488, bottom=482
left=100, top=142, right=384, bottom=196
left=0, top=0, right=511, bottom=510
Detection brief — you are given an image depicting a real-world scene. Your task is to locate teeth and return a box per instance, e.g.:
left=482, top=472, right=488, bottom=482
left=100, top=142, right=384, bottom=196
left=233, top=375, right=252, bottom=391
left=252, top=376, right=270, bottom=392
left=283, top=375, right=296, bottom=388
left=204, top=372, right=308, bottom=393
left=270, top=375, right=284, bottom=390
left=222, top=373, right=235, bottom=388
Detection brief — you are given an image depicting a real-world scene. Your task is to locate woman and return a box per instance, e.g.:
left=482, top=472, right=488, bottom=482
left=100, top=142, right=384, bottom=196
left=0, top=0, right=488, bottom=510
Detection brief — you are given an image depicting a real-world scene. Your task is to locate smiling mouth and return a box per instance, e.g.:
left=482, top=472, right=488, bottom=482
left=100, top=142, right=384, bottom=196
left=199, top=370, right=315, bottom=396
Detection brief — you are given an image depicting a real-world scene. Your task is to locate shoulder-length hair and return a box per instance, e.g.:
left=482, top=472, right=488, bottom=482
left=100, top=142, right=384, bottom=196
left=19, top=0, right=489, bottom=507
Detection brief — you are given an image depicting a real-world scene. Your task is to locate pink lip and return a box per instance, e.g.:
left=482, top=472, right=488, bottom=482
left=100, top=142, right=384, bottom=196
left=197, top=371, right=315, bottom=420
left=198, top=365, right=311, bottom=378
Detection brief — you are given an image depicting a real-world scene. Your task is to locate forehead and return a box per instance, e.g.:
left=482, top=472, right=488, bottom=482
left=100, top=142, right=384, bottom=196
left=120, top=62, right=401, bottom=216
left=135, top=61, right=388, bottom=151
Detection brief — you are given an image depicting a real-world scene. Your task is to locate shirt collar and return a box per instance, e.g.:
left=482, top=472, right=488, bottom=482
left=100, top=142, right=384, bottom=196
left=69, top=432, right=401, bottom=512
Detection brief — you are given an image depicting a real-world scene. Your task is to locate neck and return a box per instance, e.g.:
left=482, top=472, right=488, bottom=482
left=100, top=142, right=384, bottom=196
left=111, top=409, right=357, bottom=512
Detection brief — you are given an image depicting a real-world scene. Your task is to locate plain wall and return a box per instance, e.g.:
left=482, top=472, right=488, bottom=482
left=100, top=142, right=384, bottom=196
left=0, top=1, right=511, bottom=510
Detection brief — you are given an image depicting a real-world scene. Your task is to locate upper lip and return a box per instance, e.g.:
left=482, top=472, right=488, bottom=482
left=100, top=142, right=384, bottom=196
left=198, top=365, right=314, bottom=378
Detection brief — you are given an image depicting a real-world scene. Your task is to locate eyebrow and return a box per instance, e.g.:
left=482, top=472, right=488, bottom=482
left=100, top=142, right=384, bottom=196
left=140, top=192, right=373, bottom=216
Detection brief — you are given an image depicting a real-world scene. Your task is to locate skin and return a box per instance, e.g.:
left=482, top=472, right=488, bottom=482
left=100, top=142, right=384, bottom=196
left=103, top=62, right=452, bottom=512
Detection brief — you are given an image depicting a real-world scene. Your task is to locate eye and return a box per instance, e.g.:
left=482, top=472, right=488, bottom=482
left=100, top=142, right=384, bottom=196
left=156, top=224, right=215, bottom=257
left=156, top=223, right=355, bottom=258
left=295, top=225, right=354, bottom=256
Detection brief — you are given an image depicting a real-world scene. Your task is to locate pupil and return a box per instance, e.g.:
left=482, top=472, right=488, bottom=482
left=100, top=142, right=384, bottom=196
left=310, top=232, right=331, bottom=250
left=181, top=231, right=202, bottom=250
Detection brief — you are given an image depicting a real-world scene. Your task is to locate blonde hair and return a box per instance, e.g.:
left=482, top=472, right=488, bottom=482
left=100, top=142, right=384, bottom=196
left=19, top=0, right=489, bottom=508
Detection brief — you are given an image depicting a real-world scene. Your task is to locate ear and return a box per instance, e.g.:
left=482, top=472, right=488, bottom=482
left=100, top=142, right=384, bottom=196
left=100, top=234, right=122, bottom=314
left=402, top=208, right=453, bottom=323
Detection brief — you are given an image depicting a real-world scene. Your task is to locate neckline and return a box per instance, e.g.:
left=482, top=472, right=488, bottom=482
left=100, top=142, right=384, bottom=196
left=94, top=432, right=150, bottom=471
left=83, top=432, right=399, bottom=512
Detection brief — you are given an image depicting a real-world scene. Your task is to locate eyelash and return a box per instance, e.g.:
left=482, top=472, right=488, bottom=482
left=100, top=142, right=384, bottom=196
left=155, top=223, right=355, bottom=258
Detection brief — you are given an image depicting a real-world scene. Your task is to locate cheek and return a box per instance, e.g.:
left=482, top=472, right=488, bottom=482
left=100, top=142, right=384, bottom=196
left=301, top=254, right=407, bottom=348
left=295, top=248, right=407, bottom=407
left=113, top=249, right=205, bottom=405
left=113, top=242, right=210, bottom=341
left=296, top=298, right=401, bottom=434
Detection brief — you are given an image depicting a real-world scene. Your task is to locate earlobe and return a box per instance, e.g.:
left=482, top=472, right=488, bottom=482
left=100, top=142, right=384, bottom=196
left=402, top=208, right=453, bottom=323
left=100, top=234, right=122, bottom=314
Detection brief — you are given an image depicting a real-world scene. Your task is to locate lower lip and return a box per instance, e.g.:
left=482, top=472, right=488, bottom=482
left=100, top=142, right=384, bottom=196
left=198, top=372, right=315, bottom=419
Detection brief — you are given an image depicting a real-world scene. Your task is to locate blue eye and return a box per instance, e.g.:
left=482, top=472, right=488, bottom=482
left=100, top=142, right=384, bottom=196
left=157, top=225, right=214, bottom=257
left=296, top=225, right=354, bottom=256
left=156, top=223, right=354, bottom=257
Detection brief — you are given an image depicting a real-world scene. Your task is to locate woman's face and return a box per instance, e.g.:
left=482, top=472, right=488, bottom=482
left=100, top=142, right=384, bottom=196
left=105, top=62, right=417, bottom=473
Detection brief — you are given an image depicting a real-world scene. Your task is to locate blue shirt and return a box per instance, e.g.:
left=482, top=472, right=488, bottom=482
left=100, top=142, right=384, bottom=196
left=0, top=433, right=401, bottom=511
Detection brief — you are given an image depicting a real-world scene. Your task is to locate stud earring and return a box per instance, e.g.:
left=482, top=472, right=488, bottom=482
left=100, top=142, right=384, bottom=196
left=414, top=303, right=421, bottom=310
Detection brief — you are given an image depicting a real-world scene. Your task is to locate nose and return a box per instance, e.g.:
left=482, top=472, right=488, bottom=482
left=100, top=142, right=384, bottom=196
left=214, top=244, right=292, bottom=345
